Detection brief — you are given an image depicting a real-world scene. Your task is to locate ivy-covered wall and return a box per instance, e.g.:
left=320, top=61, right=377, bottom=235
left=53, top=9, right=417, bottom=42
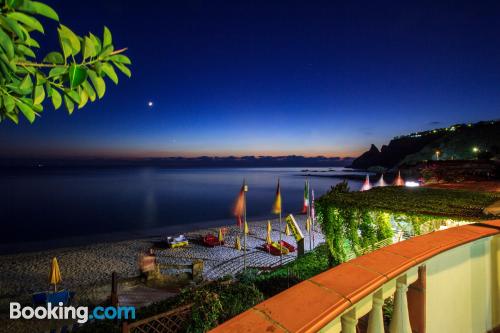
left=315, top=184, right=498, bottom=265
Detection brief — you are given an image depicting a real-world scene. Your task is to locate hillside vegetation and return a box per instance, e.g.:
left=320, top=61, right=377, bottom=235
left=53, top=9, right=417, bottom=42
left=351, top=120, right=500, bottom=169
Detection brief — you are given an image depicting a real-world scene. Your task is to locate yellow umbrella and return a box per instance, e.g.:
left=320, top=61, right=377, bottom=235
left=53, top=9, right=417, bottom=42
left=266, top=221, right=272, bottom=244
left=285, top=223, right=291, bottom=236
left=218, top=228, right=224, bottom=243
left=235, top=235, right=241, bottom=250
left=244, top=221, right=249, bottom=235
left=49, top=257, right=62, bottom=291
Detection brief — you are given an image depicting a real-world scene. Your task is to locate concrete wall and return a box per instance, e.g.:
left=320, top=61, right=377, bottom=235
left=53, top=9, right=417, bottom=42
left=425, top=235, right=500, bottom=333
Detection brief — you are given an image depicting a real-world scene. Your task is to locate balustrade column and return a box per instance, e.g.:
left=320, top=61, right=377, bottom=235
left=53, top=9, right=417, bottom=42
left=389, top=281, right=412, bottom=333
left=341, top=310, right=358, bottom=333
left=367, top=291, right=385, bottom=333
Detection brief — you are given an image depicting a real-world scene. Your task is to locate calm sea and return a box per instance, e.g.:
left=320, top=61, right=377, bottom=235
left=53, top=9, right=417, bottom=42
left=0, top=167, right=364, bottom=252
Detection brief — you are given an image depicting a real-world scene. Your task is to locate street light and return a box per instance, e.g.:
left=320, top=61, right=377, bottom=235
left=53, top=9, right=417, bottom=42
left=472, top=147, right=479, bottom=160
left=435, top=150, right=440, bottom=161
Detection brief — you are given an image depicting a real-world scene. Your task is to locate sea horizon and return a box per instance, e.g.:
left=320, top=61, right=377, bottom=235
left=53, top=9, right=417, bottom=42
left=0, top=166, right=365, bottom=253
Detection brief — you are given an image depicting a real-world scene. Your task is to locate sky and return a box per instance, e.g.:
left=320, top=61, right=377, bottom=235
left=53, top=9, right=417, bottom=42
left=1, top=0, right=500, bottom=158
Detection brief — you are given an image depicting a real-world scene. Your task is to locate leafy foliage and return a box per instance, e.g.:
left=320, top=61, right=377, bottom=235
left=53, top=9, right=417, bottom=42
left=316, top=186, right=499, bottom=262
left=237, top=244, right=331, bottom=297
left=318, top=186, right=499, bottom=220
left=0, top=0, right=131, bottom=124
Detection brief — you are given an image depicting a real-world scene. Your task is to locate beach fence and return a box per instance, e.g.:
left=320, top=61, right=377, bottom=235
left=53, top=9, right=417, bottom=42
left=122, top=303, right=192, bottom=333
left=143, top=257, right=204, bottom=286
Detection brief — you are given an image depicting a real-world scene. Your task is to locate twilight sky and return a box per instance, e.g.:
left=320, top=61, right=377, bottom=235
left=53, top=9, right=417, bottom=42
left=1, top=0, right=499, bottom=158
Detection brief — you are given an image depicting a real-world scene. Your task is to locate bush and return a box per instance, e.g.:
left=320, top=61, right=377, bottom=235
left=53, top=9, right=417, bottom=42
left=254, top=275, right=302, bottom=298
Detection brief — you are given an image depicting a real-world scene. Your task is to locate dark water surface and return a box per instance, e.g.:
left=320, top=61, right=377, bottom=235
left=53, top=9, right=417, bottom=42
left=1, top=167, right=363, bottom=250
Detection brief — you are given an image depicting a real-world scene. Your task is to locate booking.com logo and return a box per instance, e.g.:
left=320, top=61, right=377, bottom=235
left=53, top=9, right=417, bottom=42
left=10, top=302, right=135, bottom=324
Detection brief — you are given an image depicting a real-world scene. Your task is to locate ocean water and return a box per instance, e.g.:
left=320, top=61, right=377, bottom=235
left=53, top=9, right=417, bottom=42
left=0, top=167, right=364, bottom=249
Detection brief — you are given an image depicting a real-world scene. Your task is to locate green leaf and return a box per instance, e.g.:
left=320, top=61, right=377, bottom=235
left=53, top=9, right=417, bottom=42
left=51, top=89, right=62, bottom=109
left=6, top=112, right=19, bottom=124
left=48, top=66, right=67, bottom=78
left=19, top=74, right=33, bottom=91
left=19, top=1, right=59, bottom=21
left=0, top=28, right=15, bottom=59
left=7, top=12, right=44, bottom=33
left=82, top=80, right=96, bottom=102
left=65, top=89, right=81, bottom=104
left=83, top=36, right=96, bottom=59
left=0, top=16, right=25, bottom=40
left=6, top=0, right=23, bottom=9
left=112, top=61, right=131, bottom=78
left=59, top=37, right=72, bottom=59
left=89, top=33, right=101, bottom=54
left=103, top=26, right=112, bottom=48
left=25, top=37, right=39, bottom=48
left=58, top=25, right=80, bottom=55
left=68, top=64, right=87, bottom=88
left=3, top=94, right=15, bottom=113
left=63, top=94, right=74, bottom=114
left=33, top=85, right=45, bottom=105
left=87, top=70, right=105, bottom=99
left=16, top=44, right=36, bottom=58
left=78, top=87, right=89, bottom=109
left=15, top=100, right=36, bottom=123
left=99, top=44, right=114, bottom=58
left=110, top=54, right=131, bottom=65
left=43, top=52, right=64, bottom=64
left=101, top=63, right=118, bottom=84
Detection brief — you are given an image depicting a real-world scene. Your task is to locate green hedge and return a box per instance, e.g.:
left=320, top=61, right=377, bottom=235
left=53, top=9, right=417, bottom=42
left=317, top=186, right=499, bottom=220
left=315, top=185, right=499, bottom=264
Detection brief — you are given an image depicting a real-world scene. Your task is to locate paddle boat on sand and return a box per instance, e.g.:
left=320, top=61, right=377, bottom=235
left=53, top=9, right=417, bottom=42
left=278, top=240, right=296, bottom=252
left=166, top=235, right=189, bottom=248
left=201, top=233, right=224, bottom=247
left=263, top=241, right=290, bottom=256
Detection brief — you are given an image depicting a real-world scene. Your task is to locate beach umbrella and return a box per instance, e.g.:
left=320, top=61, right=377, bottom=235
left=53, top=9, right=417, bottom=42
left=218, top=228, right=224, bottom=243
left=360, top=174, right=372, bottom=191
left=266, top=221, right=272, bottom=244
left=272, top=179, right=284, bottom=265
left=376, top=174, right=387, bottom=187
left=235, top=235, right=241, bottom=250
left=393, top=171, right=405, bottom=186
left=285, top=223, right=291, bottom=236
left=49, top=257, right=62, bottom=292
left=244, top=221, right=249, bottom=235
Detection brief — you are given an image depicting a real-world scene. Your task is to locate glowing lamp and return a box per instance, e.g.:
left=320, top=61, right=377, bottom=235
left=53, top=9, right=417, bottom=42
left=405, top=181, right=420, bottom=187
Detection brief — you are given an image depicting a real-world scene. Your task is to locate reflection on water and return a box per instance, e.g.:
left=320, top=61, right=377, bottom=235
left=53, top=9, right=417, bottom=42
left=0, top=167, right=363, bottom=243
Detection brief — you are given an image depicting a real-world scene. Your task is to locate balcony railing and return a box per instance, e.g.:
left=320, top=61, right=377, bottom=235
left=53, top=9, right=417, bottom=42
left=210, top=220, right=500, bottom=333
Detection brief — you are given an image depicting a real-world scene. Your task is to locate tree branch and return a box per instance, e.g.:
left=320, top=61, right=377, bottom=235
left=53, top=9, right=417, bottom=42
left=14, top=48, right=128, bottom=68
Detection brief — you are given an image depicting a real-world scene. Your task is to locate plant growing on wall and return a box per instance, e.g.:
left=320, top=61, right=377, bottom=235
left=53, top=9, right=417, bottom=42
left=0, top=0, right=131, bottom=124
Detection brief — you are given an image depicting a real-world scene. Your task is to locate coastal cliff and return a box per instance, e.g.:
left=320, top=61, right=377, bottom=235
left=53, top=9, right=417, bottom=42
left=351, top=120, right=500, bottom=169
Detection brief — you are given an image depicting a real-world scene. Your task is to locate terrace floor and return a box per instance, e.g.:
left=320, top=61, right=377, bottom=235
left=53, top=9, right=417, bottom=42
left=424, top=180, right=500, bottom=193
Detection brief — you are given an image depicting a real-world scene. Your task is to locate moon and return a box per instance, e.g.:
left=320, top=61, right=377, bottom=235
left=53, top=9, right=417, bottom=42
left=148, top=101, right=154, bottom=108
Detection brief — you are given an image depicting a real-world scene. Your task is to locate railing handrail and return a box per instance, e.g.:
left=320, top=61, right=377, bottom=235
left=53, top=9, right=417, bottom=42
left=209, top=220, right=500, bottom=333
left=122, top=303, right=192, bottom=333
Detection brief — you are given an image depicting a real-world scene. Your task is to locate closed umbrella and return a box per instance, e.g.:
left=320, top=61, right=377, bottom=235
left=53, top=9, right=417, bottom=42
left=49, top=257, right=62, bottom=292
left=266, top=221, right=272, bottom=244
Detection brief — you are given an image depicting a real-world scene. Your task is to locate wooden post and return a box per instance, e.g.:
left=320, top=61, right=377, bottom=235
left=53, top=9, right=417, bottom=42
left=111, top=271, right=118, bottom=307
left=192, top=259, right=204, bottom=283
left=297, top=238, right=305, bottom=256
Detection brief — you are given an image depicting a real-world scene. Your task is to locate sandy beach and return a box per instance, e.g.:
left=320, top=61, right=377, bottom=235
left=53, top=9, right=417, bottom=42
left=0, top=215, right=324, bottom=308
